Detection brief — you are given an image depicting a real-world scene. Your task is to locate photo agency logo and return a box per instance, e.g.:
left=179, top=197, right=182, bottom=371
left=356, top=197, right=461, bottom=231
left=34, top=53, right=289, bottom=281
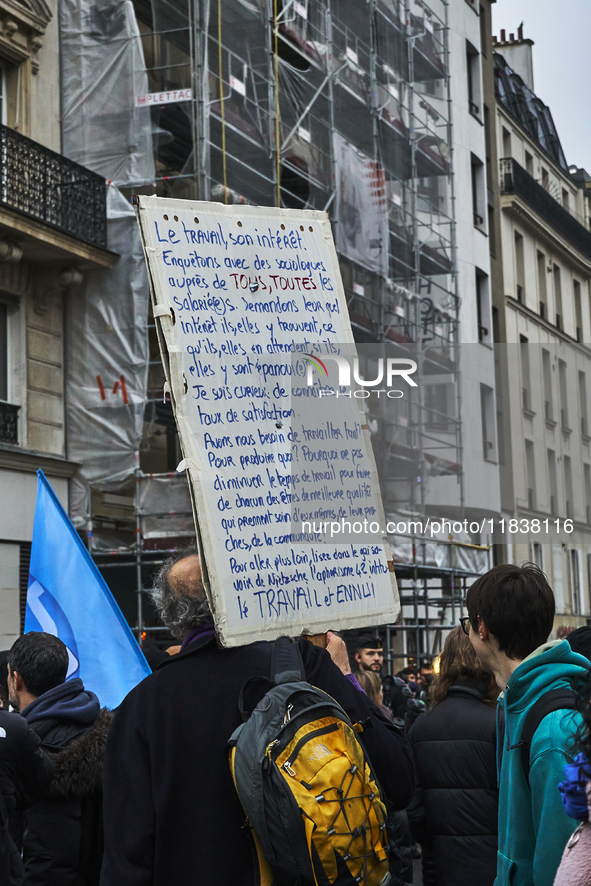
left=302, top=353, right=418, bottom=398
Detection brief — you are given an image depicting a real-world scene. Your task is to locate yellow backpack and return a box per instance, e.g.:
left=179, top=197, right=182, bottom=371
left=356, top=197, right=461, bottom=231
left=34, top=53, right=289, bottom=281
left=228, top=637, right=391, bottom=885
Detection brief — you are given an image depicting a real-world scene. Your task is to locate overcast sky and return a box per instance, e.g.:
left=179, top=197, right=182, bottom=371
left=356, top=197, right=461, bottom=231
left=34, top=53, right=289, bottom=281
left=492, top=0, right=591, bottom=171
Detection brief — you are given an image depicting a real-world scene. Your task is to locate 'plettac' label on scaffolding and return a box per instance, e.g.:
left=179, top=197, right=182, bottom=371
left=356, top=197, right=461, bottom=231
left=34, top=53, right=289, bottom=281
left=135, top=196, right=399, bottom=647
left=135, top=89, right=192, bottom=107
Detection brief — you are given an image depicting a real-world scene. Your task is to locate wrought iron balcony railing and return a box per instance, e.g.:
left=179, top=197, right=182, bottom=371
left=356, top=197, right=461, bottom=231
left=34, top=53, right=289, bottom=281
left=0, top=401, right=19, bottom=444
left=0, top=125, right=107, bottom=249
left=500, top=158, right=591, bottom=262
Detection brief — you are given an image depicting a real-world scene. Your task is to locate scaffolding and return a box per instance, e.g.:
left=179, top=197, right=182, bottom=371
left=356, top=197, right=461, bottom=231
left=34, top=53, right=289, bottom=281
left=71, top=0, right=484, bottom=657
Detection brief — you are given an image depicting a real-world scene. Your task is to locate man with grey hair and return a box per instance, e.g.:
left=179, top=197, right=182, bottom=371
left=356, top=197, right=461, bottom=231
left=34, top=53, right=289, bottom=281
left=100, top=543, right=415, bottom=886
left=149, top=541, right=213, bottom=644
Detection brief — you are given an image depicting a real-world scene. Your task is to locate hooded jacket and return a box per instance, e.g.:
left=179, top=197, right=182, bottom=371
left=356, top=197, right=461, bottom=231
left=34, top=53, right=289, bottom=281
left=21, top=678, right=112, bottom=886
left=407, top=679, right=498, bottom=886
left=496, top=640, right=590, bottom=886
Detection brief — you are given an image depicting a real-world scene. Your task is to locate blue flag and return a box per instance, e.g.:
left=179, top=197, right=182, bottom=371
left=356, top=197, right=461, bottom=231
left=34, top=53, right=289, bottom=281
left=25, top=470, right=151, bottom=709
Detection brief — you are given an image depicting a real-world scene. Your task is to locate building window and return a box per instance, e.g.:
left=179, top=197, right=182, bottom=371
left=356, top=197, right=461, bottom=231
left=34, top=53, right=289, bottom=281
left=562, top=189, right=570, bottom=211
left=502, top=127, right=511, bottom=159
left=0, top=302, right=7, bottom=402
left=580, top=371, right=589, bottom=438
left=553, top=264, right=563, bottom=330
left=543, top=349, right=554, bottom=423
left=520, top=335, right=531, bottom=411
left=476, top=269, right=490, bottom=342
left=479, top=6, right=487, bottom=58
left=532, top=542, right=543, bottom=569
left=585, top=464, right=591, bottom=524
left=559, top=359, right=569, bottom=431
left=541, top=167, right=550, bottom=191
left=570, top=549, right=581, bottom=615
left=537, top=250, right=547, bottom=318
left=471, top=154, right=485, bottom=229
left=466, top=41, right=481, bottom=117
left=481, top=384, right=496, bottom=461
left=488, top=206, right=496, bottom=257
left=525, top=439, right=536, bottom=509
left=525, top=151, right=534, bottom=175
left=514, top=231, right=525, bottom=303
left=574, top=280, right=583, bottom=342
left=564, top=455, right=573, bottom=519
left=548, top=449, right=558, bottom=516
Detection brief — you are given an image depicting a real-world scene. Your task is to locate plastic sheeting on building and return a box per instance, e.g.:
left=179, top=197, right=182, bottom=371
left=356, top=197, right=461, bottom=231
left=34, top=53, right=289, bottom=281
left=138, top=473, right=193, bottom=543
left=66, top=187, right=149, bottom=527
left=333, top=133, right=389, bottom=277
left=60, top=0, right=155, bottom=186
left=387, top=511, right=489, bottom=575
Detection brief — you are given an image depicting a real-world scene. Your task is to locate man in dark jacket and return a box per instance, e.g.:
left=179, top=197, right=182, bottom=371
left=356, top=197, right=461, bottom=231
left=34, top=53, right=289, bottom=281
left=7, top=632, right=112, bottom=886
left=100, top=545, right=415, bottom=886
left=0, top=709, right=53, bottom=885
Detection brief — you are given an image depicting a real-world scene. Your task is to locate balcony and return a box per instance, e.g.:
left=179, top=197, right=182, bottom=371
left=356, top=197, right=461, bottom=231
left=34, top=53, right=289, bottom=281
left=0, top=402, right=19, bottom=444
left=500, top=158, right=591, bottom=262
left=0, top=124, right=107, bottom=250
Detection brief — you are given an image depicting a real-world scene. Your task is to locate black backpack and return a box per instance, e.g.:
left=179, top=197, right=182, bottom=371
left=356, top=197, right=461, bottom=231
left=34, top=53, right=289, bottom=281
left=500, top=688, right=578, bottom=784
left=228, top=637, right=391, bottom=886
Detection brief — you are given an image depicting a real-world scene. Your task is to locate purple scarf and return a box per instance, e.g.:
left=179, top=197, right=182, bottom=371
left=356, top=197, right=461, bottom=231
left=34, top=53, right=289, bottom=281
left=180, top=621, right=216, bottom=651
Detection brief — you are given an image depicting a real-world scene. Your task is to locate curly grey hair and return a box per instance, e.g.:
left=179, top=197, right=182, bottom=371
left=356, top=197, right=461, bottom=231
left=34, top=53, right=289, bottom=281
left=149, top=543, right=212, bottom=640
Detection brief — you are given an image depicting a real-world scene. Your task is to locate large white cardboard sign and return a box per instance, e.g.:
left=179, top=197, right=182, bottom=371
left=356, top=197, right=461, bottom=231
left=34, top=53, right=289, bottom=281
left=136, top=195, right=399, bottom=646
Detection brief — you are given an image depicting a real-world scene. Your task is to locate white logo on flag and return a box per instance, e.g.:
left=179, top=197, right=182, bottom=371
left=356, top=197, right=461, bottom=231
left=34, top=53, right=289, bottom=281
left=27, top=580, right=80, bottom=679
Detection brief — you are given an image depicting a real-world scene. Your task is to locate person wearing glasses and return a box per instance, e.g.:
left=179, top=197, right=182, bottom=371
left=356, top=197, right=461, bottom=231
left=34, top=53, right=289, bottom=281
left=464, top=563, right=590, bottom=886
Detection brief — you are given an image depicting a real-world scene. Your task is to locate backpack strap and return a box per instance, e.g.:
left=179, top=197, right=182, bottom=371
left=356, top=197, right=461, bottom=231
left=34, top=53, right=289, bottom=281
left=236, top=637, right=304, bottom=722
left=271, top=636, right=305, bottom=685
left=515, top=688, right=578, bottom=786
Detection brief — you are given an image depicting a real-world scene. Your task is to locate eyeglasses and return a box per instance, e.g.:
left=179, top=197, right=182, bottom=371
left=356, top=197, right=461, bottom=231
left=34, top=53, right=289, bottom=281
left=459, top=616, right=471, bottom=636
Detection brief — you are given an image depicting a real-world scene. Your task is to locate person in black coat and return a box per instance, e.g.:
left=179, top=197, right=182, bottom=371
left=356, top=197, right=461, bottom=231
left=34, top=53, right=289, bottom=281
left=7, top=632, right=112, bottom=886
left=407, top=625, right=498, bottom=886
left=100, top=545, right=415, bottom=886
left=0, top=709, right=54, bottom=885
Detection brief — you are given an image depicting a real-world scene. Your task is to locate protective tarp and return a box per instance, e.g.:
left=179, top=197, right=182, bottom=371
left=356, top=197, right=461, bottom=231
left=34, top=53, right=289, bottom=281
left=386, top=511, right=488, bottom=573
left=60, top=0, right=155, bottom=186
left=66, top=187, right=149, bottom=527
left=138, top=474, right=193, bottom=541
left=452, top=543, right=489, bottom=575
left=333, top=133, right=389, bottom=276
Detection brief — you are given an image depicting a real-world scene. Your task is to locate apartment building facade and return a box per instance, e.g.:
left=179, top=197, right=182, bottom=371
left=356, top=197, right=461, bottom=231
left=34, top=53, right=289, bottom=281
left=0, top=0, right=112, bottom=647
left=489, top=30, right=591, bottom=630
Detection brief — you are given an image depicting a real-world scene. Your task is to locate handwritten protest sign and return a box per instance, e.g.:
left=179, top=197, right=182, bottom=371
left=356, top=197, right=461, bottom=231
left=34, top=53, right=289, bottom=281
left=135, top=196, right=399, bottom=646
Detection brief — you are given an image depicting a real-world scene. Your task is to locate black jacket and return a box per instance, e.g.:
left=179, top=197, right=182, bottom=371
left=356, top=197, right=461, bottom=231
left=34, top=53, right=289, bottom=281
left=100, top=634, right=415, bottom=886
left=407, top=680, right=498, bottom=886
left=0, top=710, right=53, bottom=886
left=21, top=681, right=112, bottom=886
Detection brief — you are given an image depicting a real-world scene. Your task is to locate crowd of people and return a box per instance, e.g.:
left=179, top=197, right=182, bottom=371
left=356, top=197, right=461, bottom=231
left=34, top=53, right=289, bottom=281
left=2, top=555, right=591, bottom=885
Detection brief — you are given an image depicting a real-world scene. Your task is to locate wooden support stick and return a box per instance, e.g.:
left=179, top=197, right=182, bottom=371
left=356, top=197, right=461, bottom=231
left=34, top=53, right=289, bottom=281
left=305, top=633, right=327, bottom=648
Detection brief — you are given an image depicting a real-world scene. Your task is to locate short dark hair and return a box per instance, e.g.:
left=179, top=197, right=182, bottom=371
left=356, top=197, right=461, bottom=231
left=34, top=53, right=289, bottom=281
left=8, top=633, right=69, bottom=698
left=567, top=627, right=591, bottom=661
left=466, top=563, right=555, bottom=660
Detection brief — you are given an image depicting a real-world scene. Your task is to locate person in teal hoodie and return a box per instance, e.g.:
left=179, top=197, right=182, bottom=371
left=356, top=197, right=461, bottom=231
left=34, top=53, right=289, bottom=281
left=465, top=563, right=591, bottom=886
